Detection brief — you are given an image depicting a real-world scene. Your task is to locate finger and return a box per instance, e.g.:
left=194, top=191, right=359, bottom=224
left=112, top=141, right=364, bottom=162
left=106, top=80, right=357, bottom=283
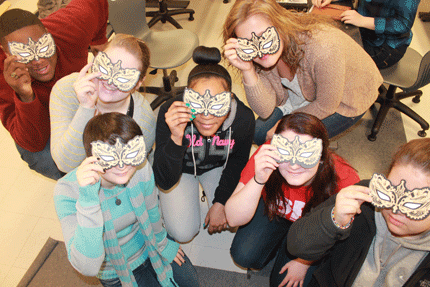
left=178, top=247, right=185, bottom=257
left=204, top=213, right=210, bottom=229
left=279, top=264, right=288, bottom=274
left=173, top=257, right=182, bottom=266
left=278, top=277, right=289, bottom=287
left=82, top=71, right=102, bottom=82
left=78, top=63, right=93, bottom=79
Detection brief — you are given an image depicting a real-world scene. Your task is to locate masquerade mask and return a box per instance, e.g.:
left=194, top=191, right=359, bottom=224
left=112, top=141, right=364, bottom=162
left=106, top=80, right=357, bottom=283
left=236, top=26, right=280, bottom=61
left=91, top=135, right=146, bottom=169
left=91, top=51, right=141, bottom=92
left=8, top=33, right=56, bottom=64
left=369, top=173, right=430, bottom=220
left=183, top=88, right=231, bottom=117
left=271, top=134, right=322, bottom=168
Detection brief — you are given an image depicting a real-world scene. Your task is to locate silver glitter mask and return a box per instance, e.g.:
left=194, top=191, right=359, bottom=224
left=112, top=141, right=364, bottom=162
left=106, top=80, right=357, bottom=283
left=236, top=26, right=280, bottom=61
left=183, top=88, right=231, bottom=117
left=8, top=33, right=56, bottom=64
left=370, top=173, right=430, bottom=220
left=91, top=136, right=146, bottom=169
left=271, top=134, right=322, bottom=168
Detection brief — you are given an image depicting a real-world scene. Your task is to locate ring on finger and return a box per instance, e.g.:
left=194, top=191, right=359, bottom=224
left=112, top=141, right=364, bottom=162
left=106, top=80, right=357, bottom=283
left=10, top=72, right=18, bottom=79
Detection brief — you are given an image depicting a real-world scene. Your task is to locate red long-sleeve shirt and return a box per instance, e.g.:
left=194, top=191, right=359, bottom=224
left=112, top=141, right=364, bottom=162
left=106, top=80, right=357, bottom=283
left=0, top=0, right=108, bottom=152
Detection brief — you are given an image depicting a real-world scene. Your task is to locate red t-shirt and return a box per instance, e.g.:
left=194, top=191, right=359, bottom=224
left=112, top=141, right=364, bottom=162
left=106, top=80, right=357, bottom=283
left=240, top=146, right=359, bottom=222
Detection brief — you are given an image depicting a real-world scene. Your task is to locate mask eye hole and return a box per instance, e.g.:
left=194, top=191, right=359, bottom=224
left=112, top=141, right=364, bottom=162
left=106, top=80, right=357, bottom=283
left=39, top=45, right=49, bottom=53
left=100, top=155, right=115, bottom=162
left=99, top=65, right=108, bottom=75
left=300, top=152, right=313, bottom=158
left=19, top=52, right=31, bottom=57
left=125, top=151, right=138, bottom=159
left=262, top=41, right=273, bottom=49
left=116, top=77, right=129, bottom=83
left=242, top=48, right=255, bottom=54
left=277, top=148, right=289, bottom=155
left=211, top=104, right=223, bottom=110
left=190, top=102, right=202, bottom=109
left=404, top=202, right=422, bottom=210
left=377, top=189, right=391, bottom=201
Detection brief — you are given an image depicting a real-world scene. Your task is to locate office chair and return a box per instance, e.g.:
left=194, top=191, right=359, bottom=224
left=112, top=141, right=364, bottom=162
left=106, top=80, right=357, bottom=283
left=368, top=47, right=430, bottom=141
left=146, top=0, right=195, bottom=29
left=108, top=0, right=199, bottom=110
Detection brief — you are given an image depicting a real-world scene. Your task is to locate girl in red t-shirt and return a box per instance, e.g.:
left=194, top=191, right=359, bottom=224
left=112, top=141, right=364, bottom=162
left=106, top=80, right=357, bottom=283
left=226, top=112, right=359, bottom=287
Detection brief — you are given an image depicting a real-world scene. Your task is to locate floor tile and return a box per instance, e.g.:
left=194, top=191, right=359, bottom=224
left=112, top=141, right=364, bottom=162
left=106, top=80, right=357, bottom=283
left=2, top=266, right=27, bottom=287
left=14, top=218, right=63, bottom=269
left=0, top=213, right=39, bottom=266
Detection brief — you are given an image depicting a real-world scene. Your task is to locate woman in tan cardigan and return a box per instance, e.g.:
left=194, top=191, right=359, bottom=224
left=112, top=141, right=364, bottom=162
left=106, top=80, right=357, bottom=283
left=223, top=0, right=383, bottom=145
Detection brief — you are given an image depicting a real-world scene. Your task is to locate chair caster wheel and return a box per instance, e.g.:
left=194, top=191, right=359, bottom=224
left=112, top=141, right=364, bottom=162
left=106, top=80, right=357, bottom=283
left=189, top=13, right=194, bottom=21
left=418, top=130, right=427, bottom=137
left=367, top=134, right=377, bottom=141
left=412, top=96, right=421, bottom=103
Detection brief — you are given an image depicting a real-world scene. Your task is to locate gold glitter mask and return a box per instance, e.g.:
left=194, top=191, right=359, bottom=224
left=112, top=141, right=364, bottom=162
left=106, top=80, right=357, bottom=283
left=271, top=134, right=322, bottom=168
left=91, top=51, right=141, bottom=92
left=369, top=173, right=430, bottom=220
left=236, top=26, right=280, bottom=62
left=183, top=88, right=231, bottom=117
left=8, top=33, right=56, bottom=64
left=91, top=136, right=146, bottom=169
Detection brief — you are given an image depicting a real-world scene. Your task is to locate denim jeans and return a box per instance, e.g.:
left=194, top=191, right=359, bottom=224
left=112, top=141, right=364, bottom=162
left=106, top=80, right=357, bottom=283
left=321, top=112, right=365, bottom=138
left=362, top=40, right=408, bottom=69
left=99, top=253, right=199, bottom=287
left=254, top=107, right=284, bottom=145
left=254, top=108, right=365, bottom=145
left=230, top=199, right=317, bottom=287
left=15, top=140, right=65, bottom=180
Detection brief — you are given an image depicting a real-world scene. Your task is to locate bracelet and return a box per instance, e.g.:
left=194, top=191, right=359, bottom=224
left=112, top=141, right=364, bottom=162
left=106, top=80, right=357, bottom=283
left=331, top=207, right=354, bottom=230
left=254, top=175, right=266, bottom=185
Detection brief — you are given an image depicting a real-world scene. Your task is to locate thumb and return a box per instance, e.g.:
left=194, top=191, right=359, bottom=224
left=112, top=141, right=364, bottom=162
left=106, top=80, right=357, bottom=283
left=279, top=263, right=289, bottom=274
left=204, top=213, right=210, bottom=229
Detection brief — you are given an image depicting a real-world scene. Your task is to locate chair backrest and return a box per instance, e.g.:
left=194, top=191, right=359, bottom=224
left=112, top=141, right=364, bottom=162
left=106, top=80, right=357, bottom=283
left=406, top=50, right=430, bottom=92
left=108, top=0, right=150, bottom=40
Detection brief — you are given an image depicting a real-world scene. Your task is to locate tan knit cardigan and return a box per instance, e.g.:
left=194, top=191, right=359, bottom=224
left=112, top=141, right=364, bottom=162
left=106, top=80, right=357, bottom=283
left=244, top=25, right=383, bottom=119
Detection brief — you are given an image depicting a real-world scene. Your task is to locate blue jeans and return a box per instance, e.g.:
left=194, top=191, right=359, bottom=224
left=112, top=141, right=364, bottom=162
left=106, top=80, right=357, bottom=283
left=230, top=199, right=317, bottom=287
left=254, top=108, right=284, bottom=145
left=254, top=108, right=365, bottom=145
left=15, top=140, right=64, bottom=180
left=99, top=253, right=199, bottom=287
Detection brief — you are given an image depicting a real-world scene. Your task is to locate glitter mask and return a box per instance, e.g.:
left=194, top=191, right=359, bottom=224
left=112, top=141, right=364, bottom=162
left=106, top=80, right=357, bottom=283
left=91, top=51, right=141, bottom=92
left=271, top=134, right=322, bottom=168
left=369, top=173, right=430, bottom=220
left=236, top=26, right=280, bottom=61
left=91, top=136, right=146, bottom=169
left=8, top=33, right=56, bottom=64
left=183, top=88, right=231, bottom=117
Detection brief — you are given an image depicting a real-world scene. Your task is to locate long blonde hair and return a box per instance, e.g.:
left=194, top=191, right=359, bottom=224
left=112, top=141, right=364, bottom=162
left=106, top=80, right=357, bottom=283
left=223, top=0, right=333, bottom=72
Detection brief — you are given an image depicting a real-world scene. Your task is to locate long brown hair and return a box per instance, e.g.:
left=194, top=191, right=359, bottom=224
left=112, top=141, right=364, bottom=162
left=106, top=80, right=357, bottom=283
left=222, top=0, right=334, bottom=73
left=264, top=112, right=338, bottom=220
